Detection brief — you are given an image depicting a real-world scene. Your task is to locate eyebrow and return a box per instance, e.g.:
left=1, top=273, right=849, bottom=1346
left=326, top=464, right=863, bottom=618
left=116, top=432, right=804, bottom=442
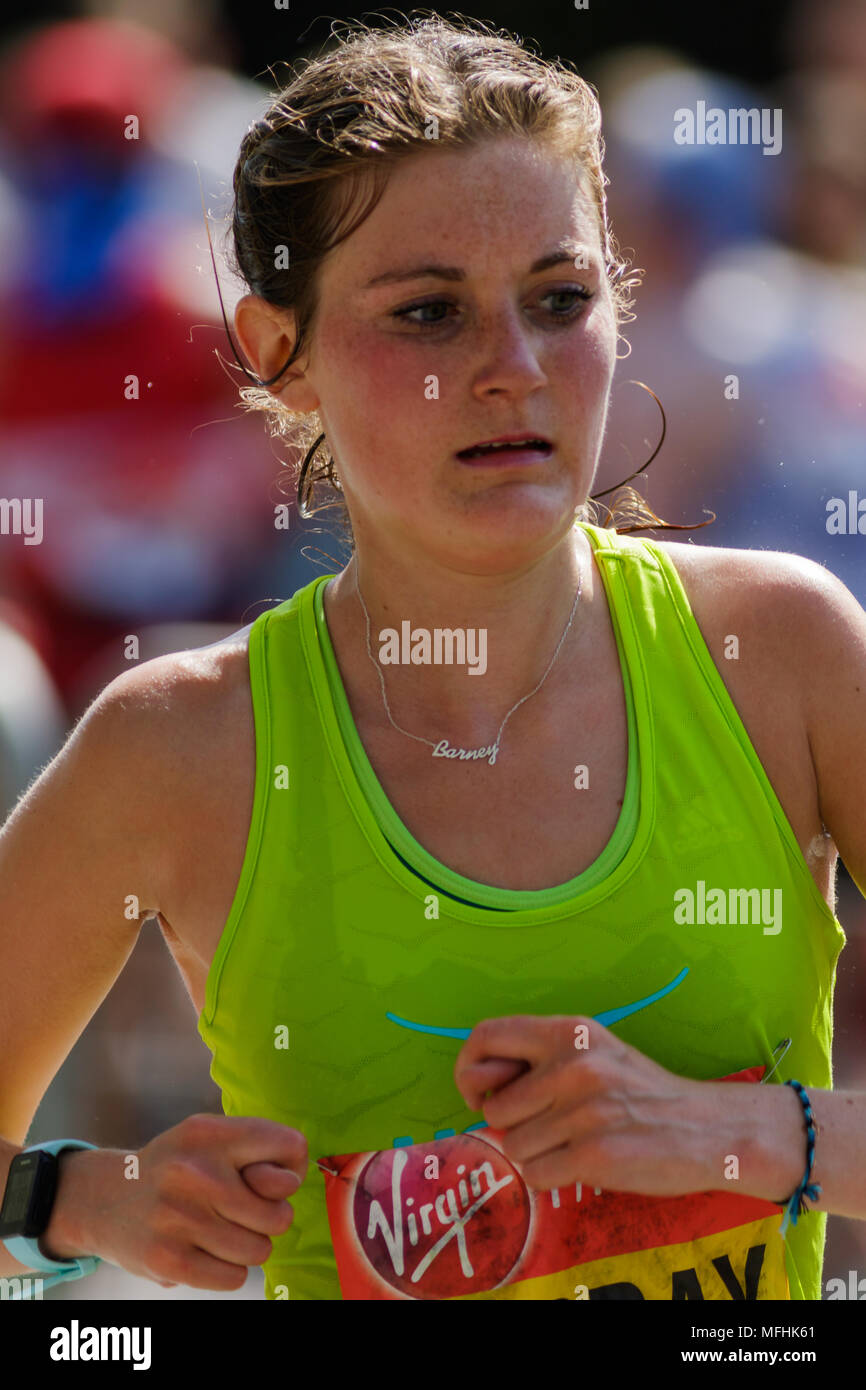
left=361, top=240, right=596, bottom=290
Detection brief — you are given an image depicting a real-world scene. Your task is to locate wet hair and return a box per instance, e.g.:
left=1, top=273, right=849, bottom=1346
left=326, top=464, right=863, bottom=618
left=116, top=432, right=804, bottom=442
left=216, top=12, right=713, bottom=546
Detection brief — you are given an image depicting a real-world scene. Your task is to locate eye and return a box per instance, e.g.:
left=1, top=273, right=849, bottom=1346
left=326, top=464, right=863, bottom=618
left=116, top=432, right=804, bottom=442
left=390, top=286, right=594, bottom=330
left=391, top=298, right=454, bottom=327
left=540, top=287, right=595, bottom=317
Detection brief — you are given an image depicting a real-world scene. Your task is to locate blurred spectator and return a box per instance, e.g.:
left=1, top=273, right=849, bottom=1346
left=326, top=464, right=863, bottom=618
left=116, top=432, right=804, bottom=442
left=784, top=0, right=866, bottom=78
left=590, top=53, right=784, bottom=534
left=0, top=18, right=305, bottom=713
left=592, top=49, right=866, bottom=609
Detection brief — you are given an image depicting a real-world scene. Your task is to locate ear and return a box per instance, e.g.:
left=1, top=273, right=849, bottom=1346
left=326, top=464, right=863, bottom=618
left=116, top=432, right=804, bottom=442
left=233, top=294, right=319, bottom=412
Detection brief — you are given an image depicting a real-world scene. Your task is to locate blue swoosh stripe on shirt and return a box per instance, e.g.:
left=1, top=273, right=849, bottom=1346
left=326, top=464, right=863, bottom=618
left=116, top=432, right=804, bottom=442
left=385, top=966, right=690, bottom=1038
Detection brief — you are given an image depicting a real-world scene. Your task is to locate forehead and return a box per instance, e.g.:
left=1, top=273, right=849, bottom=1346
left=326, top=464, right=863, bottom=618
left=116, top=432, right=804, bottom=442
left=323, top=136, right=604, bottom=288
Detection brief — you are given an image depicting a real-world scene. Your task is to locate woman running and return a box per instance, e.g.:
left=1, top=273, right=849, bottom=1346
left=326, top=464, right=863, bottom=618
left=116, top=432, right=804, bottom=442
left=2, top=16, right=865, bottom=1302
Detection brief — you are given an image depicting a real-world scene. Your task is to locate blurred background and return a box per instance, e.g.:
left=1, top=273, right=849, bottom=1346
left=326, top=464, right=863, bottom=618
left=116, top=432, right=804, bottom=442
left=0, top=0, right=864, bottom=1299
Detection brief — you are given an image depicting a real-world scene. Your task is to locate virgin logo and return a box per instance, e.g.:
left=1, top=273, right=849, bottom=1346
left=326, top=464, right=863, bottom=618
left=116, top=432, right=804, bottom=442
left=352, top=1133, right=532, bottom=1298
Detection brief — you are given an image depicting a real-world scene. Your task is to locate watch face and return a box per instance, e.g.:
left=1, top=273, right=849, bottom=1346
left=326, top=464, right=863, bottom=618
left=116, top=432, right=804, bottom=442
left=0, top=1163, right=35, bottom=1227
left=0, top=1151, right=57, bottom=1239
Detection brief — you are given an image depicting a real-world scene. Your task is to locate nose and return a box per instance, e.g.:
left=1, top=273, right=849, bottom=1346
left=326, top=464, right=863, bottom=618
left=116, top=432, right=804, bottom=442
left=470, top=307, right=549, bottom=398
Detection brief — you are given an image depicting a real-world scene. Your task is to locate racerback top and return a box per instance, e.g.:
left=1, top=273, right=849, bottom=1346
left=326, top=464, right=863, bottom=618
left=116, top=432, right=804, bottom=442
left=197, top=521, right=846, bottom=1300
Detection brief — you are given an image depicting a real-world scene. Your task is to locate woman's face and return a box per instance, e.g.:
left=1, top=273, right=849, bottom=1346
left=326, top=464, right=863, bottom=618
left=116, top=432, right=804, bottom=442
left=283, top=134, right=618, bottom=574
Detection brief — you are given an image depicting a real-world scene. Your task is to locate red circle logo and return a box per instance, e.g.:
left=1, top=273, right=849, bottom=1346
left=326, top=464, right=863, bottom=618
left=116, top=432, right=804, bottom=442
left=352, top=1133, right=532, bottom=1298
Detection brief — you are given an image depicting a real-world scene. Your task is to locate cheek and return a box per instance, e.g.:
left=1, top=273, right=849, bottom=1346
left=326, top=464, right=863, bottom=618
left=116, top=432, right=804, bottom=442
left=317, top=328, right=438, bottom=504
left=563, top=314, right=616, bottom=405
left=329, top=321, right=420, bottom=425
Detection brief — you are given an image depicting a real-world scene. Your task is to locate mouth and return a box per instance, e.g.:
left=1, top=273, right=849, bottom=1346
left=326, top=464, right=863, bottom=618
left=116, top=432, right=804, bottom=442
left=456, top=435, right=554, bottom=465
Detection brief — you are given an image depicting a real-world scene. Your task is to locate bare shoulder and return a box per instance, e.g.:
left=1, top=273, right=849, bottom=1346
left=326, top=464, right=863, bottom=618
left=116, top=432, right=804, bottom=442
left=91, top=624, right=255, bottom=911
left=622, top=531, right=859, bottom=778
left=95, top=623, right=253, bottom=755
left=628, top=532, right=842, bottom=654
left=637, top=531, right=836, bottom=596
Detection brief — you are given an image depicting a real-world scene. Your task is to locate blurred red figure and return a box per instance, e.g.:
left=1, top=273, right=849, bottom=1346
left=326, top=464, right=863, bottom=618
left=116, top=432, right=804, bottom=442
left=0, top=20, right=275, bottom=710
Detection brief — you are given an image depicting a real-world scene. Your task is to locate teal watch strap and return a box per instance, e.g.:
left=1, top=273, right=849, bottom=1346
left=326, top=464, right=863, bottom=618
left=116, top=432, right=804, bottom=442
left=2, top=1139, right=104, bottom=1297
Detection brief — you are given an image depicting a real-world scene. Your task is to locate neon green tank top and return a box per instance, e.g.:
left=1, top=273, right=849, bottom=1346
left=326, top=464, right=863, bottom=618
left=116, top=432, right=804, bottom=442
left=197, top=521, right=845, bottom=1301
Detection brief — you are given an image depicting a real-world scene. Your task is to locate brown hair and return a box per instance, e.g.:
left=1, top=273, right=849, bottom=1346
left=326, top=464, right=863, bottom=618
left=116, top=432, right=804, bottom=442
left=216, top=12, right=713, bottom=546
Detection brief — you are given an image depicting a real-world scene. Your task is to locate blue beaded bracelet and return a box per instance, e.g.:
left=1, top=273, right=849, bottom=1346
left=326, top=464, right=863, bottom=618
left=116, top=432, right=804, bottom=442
left=777, top=1079, right=821, bottom=1239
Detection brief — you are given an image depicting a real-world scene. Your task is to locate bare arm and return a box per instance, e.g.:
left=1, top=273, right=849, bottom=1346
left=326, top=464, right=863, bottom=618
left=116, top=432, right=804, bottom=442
left=0, top=647, right=312, bottom=1293
left=727, top=558, right=866, bottom=1220
left=0, top=661, right=178, bottom=1276
left=686, top=1079, right=866, bottom=1222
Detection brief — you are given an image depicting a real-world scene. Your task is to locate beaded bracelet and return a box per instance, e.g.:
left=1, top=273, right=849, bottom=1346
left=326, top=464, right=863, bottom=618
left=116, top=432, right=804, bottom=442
left=777, top=1079, right=822, bottom=1239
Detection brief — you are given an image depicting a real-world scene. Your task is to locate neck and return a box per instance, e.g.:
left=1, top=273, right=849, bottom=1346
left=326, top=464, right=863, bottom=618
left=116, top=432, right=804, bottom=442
left=322, top=529, right=594, bottom=746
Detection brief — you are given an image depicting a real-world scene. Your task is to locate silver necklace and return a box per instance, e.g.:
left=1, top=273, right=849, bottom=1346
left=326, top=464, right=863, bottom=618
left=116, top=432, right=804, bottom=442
left=354, top=563, right=583, bottom=767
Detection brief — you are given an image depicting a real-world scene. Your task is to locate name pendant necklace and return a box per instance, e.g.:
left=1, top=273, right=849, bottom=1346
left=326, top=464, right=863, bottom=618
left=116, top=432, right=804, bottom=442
left=354, top=564, right=583, bottom=767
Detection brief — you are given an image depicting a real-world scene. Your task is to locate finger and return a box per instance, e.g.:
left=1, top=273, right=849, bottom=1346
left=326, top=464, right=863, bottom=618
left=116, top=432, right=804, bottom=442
left=480, top=1065, right=560, bottom=1130
left=189, top=1214, right=276, bottom=1272
left=208, top=1168, right=299, bottom=1239
left=458, top=1058, right=530, bottom=1110
left=496, top=1099, right=582, bottom=1163
left=240, top=1162, right=303, bottom=1201
left=456, top=1016, right=560, bottom=1080
left=218, top=1117, right=309, bottom=1182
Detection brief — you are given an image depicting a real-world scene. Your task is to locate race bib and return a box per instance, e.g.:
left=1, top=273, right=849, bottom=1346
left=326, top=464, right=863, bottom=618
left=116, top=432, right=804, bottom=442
left=317, top=1062, right=789, bottom=1300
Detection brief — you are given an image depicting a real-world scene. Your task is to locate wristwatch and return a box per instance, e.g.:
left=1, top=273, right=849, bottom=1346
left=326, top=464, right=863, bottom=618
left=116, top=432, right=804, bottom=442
left=0, top=1139, right=103, bottom=1291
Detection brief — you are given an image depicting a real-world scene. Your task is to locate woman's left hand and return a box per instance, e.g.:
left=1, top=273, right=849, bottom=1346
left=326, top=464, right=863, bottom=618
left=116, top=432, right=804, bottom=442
left=453, top=1013, right=732, bottom=1198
